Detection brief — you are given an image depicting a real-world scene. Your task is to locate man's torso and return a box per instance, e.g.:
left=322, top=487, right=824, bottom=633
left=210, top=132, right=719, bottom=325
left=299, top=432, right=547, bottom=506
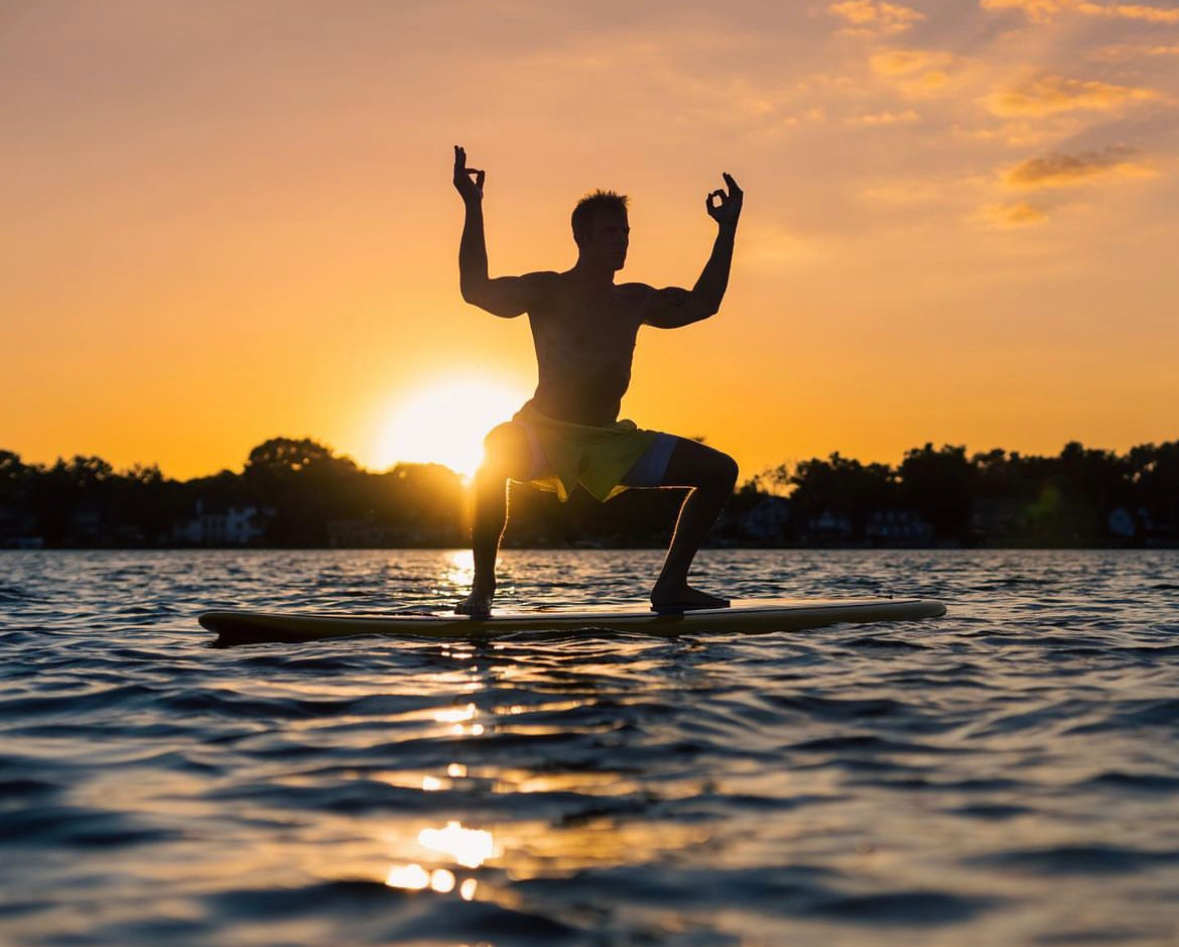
left=525, top=272, right=649, bottom=426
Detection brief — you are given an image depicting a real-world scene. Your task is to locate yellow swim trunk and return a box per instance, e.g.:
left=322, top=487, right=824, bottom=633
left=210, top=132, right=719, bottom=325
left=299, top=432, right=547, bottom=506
left=512, top=402, right=678, bottom=502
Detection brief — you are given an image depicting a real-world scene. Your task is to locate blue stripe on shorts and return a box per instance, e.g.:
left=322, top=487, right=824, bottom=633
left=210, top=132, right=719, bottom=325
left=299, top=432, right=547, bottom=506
left=620, top=434, right=679, bottom=487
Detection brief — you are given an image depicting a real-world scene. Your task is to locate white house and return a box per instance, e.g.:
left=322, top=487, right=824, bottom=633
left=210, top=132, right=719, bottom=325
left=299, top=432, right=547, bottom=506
left=175, top=499, right=266, bottom=545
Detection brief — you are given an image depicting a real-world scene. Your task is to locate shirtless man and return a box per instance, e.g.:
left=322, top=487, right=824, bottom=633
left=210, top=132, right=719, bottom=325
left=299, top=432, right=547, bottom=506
left=452, top=145, right=742, bottom=617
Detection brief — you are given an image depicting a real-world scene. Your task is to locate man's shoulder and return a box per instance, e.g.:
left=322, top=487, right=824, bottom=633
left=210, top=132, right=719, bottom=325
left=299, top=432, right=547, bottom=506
left=520, top=270, right=563, bottom=302
left=616, top=282, right=657, bottom=301
left=523, top=270, right=563, bottom=285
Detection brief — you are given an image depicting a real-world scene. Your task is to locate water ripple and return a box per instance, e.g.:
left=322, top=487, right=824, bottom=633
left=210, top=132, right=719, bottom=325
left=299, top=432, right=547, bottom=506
left=1, top=548, right=1178, bottom=946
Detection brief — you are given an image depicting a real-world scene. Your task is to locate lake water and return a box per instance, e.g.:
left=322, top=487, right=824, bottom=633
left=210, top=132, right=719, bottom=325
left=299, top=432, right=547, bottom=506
left=2, top=548, right=1178, bottom=946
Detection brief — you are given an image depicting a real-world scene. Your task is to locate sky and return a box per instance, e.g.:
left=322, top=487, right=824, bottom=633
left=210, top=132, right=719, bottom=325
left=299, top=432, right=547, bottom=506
left=3, top=0, right=1178, bottom=481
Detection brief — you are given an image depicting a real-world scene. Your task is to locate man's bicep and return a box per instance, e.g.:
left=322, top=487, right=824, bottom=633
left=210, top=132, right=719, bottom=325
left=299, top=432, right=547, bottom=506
left=641, top=286, right=700, bottom=329
left=466, top=272, right=548, bottom=318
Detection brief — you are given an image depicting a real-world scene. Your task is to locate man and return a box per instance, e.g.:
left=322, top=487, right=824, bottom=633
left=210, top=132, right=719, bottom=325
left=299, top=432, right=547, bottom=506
left=452, top=145, right=742, bottom=617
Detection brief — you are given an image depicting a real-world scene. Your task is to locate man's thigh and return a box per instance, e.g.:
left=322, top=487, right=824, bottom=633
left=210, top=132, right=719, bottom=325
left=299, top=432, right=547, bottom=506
left=485, top=421, right=546, bottom=482
left=659, top=438, right=737, bottom=489
left=622, top=435, right=738, bottom=490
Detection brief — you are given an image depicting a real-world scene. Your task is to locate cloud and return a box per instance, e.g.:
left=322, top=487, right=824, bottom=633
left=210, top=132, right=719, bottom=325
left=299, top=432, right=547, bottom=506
left=977, top=201, right=1051, bottom=226
left=1093, top=42, right=1179, bottom=59
left=984, top=74, right=1164, bottom=116
left=871, top=49, right=956, bottom=76
left=845, top=108, right=922, bottom=125
left=957, top=117, right=1084, bottom=147
left=981, top=0, right=1179, bottom=25
left=1002, top=146, right=1159, bottom=187
left=828, top=0, right=926, bottom=35
left=779, top=106, right=830, bottom=127
left=870, top=49, right=957, bottom=93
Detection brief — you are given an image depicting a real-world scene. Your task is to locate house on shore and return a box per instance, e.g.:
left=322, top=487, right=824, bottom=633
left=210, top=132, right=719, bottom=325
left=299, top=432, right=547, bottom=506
left=174, top=499, right=267, bottom=546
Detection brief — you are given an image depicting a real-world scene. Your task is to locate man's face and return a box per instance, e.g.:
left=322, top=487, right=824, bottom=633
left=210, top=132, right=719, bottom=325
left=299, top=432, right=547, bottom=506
left=584, top=208, right=630, bottom=271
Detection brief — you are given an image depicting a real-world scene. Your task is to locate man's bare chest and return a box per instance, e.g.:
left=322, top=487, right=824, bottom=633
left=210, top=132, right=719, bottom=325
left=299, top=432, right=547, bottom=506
left=528, top=293, right=641, bottom=358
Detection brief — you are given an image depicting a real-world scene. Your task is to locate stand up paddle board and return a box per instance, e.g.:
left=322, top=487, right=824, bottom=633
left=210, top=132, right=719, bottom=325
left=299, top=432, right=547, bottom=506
left=200, top=597, right=946, bottom=646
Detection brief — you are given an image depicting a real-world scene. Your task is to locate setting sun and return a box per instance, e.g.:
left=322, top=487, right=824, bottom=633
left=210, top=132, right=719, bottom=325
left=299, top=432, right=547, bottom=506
left=373, top=379, right=530, bottom=477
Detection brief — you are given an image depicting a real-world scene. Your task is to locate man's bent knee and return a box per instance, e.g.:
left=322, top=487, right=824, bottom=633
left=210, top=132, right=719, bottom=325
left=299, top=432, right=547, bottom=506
left=700, top=451, right=738, bottom=494
left=714, top=452, right=739, bottom=491
left=664, top=440, right=739, bottom=491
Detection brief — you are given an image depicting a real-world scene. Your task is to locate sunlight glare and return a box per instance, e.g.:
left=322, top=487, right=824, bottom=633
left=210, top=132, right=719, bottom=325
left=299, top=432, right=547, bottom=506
left=386, top=863, right=430, bottom=890
left=374, top=378, right=528, bottom=477
left=419, top=821, right=496, bottom=868
left=443, top=550, right=475, bottom=592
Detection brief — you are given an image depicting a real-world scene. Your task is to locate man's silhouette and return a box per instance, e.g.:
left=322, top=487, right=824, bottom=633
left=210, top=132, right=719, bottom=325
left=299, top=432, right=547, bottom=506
left=452, top=145, right=742, bottom=617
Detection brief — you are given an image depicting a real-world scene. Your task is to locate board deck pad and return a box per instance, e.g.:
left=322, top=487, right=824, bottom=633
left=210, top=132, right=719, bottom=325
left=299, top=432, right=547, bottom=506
left=199, top=597, right=947, bottom=646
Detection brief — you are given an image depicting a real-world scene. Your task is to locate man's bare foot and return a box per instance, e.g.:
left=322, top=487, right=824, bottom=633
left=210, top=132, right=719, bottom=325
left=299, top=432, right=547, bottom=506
left=650, top=581, right=730, bottom=613
left=456, top=584, right=495, bottom=619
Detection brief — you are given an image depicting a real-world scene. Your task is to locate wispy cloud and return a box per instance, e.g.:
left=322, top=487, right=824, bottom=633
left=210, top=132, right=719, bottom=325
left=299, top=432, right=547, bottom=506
left=870, top=49, right=958, bottom=94
left=1002, top=146, right=1158, bottom=187
left=845, top=108, right=922, bottom=125
left=984, top=74, right=1164, bottom=116
left=981, top=0, right=1179, bottom=25
left=828, top=0, right=926, bottom=35
left=978, top=200, right=1051, bottom=226
left=1095, top=42, right=1179, bottom=58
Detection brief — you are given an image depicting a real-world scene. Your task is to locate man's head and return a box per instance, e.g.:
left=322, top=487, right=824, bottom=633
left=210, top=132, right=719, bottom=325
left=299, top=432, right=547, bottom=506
left=572, top=190, right=630, bottom=271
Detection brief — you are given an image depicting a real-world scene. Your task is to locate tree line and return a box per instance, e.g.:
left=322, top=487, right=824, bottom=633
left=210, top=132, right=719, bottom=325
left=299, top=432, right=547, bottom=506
left=1, top=438, right=1176, bottom=548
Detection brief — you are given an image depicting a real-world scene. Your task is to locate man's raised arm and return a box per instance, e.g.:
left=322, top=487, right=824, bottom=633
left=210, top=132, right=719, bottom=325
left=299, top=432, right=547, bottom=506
left=454, top=145, right=538, bottom=318
left=642, top=173, right=743, bottom=329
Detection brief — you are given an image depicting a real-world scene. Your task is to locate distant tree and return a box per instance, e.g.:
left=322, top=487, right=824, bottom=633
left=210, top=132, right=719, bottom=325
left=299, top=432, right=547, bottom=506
left=972, top=448, right=1016, bottom=499
left=245, top=437, right=337, bottom=476
left=745, top=465, right=792, bottom=497
left=1049, top=442, right=1131, bottom=541
left=0, top=450, right=28, bottom=503
left=242, top=437, right=368, bottom=545
left=22, top=455, right=116, bottom=543
left=376, top=463, right=465, bottom=542
left=107, top=463, right=185, bottom=543
left=898, top=444, right=972, bottom=542
left=1129, top=442, right=1179, bottom=533
left=788, top=453, right=896, bottom=540
left=4, top=435, right=1177, bottom=549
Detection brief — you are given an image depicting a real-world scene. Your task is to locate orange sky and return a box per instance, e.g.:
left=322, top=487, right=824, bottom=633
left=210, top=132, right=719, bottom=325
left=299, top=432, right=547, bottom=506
left=3, top=0, right=1178, bottom=481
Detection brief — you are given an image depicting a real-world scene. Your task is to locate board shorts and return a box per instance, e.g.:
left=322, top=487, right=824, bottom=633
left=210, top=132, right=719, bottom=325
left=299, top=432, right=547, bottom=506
left=511, top=401, right=679, bottom=502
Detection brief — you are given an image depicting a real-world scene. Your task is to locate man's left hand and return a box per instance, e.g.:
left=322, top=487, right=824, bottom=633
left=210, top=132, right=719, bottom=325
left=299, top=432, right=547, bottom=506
left=706, top=173, right=743, bottom=228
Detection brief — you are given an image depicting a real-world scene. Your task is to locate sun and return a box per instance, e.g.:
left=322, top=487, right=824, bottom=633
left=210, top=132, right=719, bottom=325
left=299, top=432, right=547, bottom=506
left=374, top=378, right=528, bottom=478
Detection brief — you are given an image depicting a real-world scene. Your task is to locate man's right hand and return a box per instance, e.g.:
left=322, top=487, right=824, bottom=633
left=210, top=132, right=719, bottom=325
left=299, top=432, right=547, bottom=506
left=453, top=145, right=485, bottom=204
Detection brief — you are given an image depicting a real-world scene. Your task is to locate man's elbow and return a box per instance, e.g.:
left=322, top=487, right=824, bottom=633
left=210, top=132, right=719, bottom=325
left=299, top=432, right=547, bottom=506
left=689, top=303, right=719, bottom=323
left=685, top=290, right=721, bottom=322
left=460, top=279, right=489, bottom=307
left=460, top=286, right=522, bottom=318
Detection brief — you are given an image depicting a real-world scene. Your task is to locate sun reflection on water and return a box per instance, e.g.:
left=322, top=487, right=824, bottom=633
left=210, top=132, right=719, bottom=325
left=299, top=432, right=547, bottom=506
left=383, top=818, right=494, bottom=901
left=385, top=863, right=429, bottom=890
left=384, top=863, right=475, bottom=899
left=435, top=702, right=484, bottom=735
left=443, top=550, right=474, bottom=592
left=419, top=821, right=496, bottom=868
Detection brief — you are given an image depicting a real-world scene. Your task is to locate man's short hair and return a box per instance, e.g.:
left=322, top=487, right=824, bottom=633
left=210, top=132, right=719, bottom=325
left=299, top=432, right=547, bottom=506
left=571, top=190, right=629, bottom=246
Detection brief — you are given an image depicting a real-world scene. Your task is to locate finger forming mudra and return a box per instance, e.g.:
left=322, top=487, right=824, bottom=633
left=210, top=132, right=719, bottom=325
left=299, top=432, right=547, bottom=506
left=452, top=144, right=485, bottom=199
